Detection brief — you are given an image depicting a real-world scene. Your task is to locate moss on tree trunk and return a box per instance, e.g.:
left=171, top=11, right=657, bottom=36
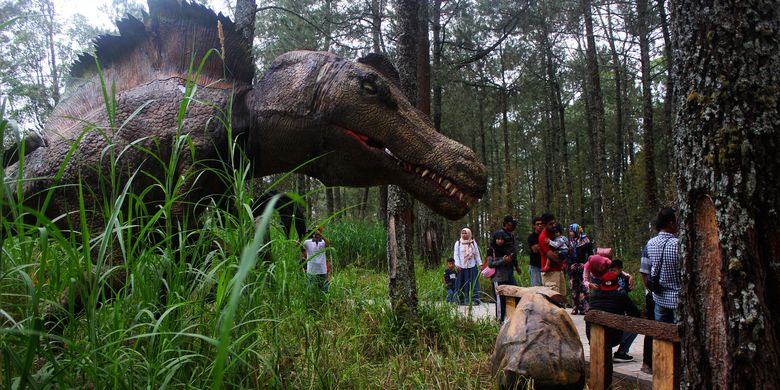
left=673, top=0, right=780, bottom=387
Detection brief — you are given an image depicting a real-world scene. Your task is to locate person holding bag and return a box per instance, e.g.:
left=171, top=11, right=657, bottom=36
left=488, top=230, right=520, bottom=323
left=454, top=227, right=482, bottom=305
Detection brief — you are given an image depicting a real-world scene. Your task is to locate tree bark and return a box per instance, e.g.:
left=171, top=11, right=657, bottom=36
left=542, top=26, right=570, bottom=221
left=389, top=0, right=420, bottom=324
left=603, top=5, right=626, bottom=182
left=638, top=0, right=658, bottom=218
left=371, top=0, right=383, bottom=54
left=415, top=0, right=442, bottom=269
left=581, top=0, right=605, bottom=237
left=657, top=0, right=674, bottom=148
left=673, top=1, right=780, bottom=387
left=234, top=0, right=257, bottom=55
left=431, top=0, right=443, bottom=132
left=41, top=0, right=60, bottom=105
left=326, top=187, right=335, bottom=217
left=499, top=48, right=513, bottom=213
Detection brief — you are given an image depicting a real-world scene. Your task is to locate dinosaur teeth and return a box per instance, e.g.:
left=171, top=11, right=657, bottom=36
left=459, top=193, right=465, bottom=202
left=421, top=169, right=429, bottom=177
left=415, top=167, right=421, bottom=174
left=444, top=181, right=452, bottom=190
left=430, top=173, right=437, bottom=180
left=450, top=187, right=458, bottom=196
left=384, top=148, right=401, bottom=163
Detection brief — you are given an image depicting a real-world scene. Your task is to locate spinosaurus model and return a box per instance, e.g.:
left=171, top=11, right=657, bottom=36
left=4, top=0, right=486, bottom=222
left=2, top=1, right=487, bottom=319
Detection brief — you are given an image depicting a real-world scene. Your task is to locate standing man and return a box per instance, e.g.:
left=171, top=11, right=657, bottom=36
left=645, top=207, right=680, bottom=384
left=527, top=216, right=544, bottom=287
left=302, top=227, right=331, bottom=292
left=501, top=215, right=522, bottom=277
left=538, top=213, right=567, bottom=296
left=646, top=207, right=680, bottom=323
left=639, top=245, right=654, bottom=374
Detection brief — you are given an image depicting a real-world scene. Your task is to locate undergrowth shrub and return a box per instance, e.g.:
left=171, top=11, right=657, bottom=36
left=325, top=219, right=386, bottom=270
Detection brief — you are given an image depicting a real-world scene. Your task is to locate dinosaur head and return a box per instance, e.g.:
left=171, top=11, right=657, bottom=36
left=247, top=51, right=487, bottom=220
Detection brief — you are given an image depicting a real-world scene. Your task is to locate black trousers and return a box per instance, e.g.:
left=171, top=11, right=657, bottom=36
left=643, top=292, right=655, bottom=367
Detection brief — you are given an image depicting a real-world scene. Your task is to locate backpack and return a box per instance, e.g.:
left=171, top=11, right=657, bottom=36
left=647, top=238, right=673, bottom=294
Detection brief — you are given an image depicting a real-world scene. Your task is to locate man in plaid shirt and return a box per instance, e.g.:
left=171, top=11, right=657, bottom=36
left=646, top=207, right=680, bottom=323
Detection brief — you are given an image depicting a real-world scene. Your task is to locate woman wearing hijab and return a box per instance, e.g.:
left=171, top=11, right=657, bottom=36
left=453, top=227, right=483, bottom=305
left=567, top=223, right=593, bottom=314
left=487, top=230, right=519, bottom=322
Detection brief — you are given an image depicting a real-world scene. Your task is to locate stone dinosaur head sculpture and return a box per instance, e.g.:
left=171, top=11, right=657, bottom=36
left=247, top=51, right=486, bottom=219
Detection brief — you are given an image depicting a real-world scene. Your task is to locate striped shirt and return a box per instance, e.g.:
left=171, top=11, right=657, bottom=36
left=647, top=232, right=681, bottom=309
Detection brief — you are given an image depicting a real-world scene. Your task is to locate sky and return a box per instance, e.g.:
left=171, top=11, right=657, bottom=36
left=53, top=0, right=232, bottom=30
left=55, top=0, right=117, bottom=29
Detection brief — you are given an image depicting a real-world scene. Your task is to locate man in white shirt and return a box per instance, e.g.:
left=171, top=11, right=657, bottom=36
left=302, top=228, right=330, bottom=292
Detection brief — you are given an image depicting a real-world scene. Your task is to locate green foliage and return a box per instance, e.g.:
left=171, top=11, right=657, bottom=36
left=0, top=0, right=107, bottom=129
left=326, top=219, right=387, bottom=270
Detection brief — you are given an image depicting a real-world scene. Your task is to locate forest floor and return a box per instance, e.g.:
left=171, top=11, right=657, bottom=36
left=455, top=302, right=652, bottom=389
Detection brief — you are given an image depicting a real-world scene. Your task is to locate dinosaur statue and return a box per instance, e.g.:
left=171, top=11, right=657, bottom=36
left=1, top=0, right=487, bottom=321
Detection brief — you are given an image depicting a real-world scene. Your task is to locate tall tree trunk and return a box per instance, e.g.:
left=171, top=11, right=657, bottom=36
left=603, top=5, right=626, bottom=182
left=478, top=85, right=487, bottom=169
left=657, top=0, right=673, bottom=147
left=370, top=0, right=387, bottom=225
left=416, top=0, right=430, bottom=116
left=674, top=1, right=780, bottom=387
left=371, top=0, right=383, bottom=53
left=333, top=187, right=342, bottom=219
left=501, top=90, right=512, bottom=213
left=389, top=0, right=419, bottom=324
left=582, top=0, right=606, bottom=235
left=415, top=0, right=441, bottom=269
left=326, top=187, right=335, bottom=217
left=234, top=0, right=256, bottom=56
left=323, top=0, right=333, bottom=51
left=542, top=27, right=571, bottom=221
left=638, top=0, right=658, bottom=217
left=431, top=0, right=443, bottom=132
left=41, top=0, right=60, bottom=105
left=543, top=108, right=554, bottom=211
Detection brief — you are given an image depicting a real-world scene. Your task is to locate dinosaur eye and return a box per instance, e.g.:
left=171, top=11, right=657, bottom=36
left=361, top=80, right=378, bottom=95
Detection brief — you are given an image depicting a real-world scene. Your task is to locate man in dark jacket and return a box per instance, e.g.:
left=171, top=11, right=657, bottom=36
left=586, top=271, right=640, bottom=362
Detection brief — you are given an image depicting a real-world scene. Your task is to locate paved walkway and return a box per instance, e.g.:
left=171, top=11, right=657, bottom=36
left=455, top=302, right=652, bottom=388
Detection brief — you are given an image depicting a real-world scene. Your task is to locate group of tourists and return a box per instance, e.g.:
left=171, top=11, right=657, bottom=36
left=446, top=216, right=519, bottom=319
left=444, top=207, right=682, bottom=371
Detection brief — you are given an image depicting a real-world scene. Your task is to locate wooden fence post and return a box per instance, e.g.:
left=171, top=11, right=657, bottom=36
left=589, top=324, right=613, bottom=390
left=653, top=339, right=675, bottom=390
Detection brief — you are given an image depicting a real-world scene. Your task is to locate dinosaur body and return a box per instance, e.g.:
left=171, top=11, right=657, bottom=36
left=4, top=0, right=486, bottom=226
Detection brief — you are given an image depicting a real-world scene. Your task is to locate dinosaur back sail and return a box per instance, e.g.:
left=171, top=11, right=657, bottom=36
left=49, top=0, right=253, bottom=137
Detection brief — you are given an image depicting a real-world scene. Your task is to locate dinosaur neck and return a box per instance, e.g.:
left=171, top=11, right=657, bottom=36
left=243, top=86, right=327, bottom=178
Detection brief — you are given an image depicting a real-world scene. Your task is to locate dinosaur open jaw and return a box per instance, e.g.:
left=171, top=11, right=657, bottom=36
left=342, top=128, right=477, bottom=209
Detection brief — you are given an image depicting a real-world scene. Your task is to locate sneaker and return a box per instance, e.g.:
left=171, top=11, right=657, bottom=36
left=613, top=352, right=634, bottom=362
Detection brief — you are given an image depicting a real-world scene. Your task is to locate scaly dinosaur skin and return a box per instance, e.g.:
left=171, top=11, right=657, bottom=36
left=2, top=0, right=487, bottom=325
left=4, top=1, right=486, bottom=225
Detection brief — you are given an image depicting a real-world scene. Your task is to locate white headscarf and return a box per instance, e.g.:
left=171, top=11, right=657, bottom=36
left=459, top=228, right=475, bottom=262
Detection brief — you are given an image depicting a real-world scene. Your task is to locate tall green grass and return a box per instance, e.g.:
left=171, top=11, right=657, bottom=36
left=0, top=53, right=499, bottom=389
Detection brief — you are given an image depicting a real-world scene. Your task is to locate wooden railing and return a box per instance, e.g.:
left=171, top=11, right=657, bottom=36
left=495, top=286, right=679, bottom=390
left=584, top=310, right=679, bottom=390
